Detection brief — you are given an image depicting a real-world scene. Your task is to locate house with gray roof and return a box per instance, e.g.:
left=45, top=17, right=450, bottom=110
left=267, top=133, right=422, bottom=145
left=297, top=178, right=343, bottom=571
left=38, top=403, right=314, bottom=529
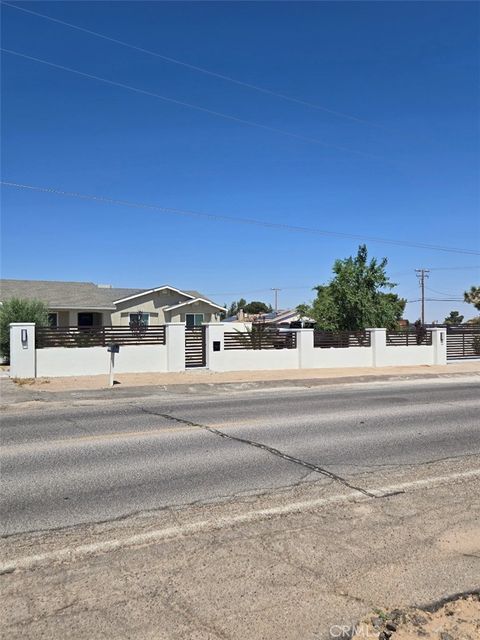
left=0, top=280, right=225, bottom=328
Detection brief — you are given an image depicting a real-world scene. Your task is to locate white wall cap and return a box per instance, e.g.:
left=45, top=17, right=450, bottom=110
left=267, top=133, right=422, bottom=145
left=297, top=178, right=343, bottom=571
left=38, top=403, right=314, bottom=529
left=9, top=322, right=36, bottom=326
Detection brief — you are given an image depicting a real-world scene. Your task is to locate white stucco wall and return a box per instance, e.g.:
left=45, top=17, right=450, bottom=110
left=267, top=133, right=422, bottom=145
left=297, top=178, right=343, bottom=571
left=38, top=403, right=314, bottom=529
left=377, top=345, right=435, bottom=366
left=305, top=347, right=374, bottom=368
left=9, top=324, right=36, bottom=378
left=36, top=344, right=168, bottom=377
left=11, top=323, right=447, bottom=380
left=208, top=347, right=299, bottom=372
left=206, top=327, right=445, bottom=372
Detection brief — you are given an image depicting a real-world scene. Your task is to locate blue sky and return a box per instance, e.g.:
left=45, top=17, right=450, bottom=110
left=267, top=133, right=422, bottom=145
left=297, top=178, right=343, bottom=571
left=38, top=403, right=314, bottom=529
left=1, top=1, right=479, bottom=322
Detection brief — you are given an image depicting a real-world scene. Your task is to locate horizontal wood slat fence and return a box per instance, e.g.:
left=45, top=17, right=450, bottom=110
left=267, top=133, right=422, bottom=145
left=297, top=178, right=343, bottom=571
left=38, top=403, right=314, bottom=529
left=224, top=330, right=297, bottom=350
left=386, top=330, right=432, bottom=346
left=446, top=327, right=480, bottom=360
left=313, top=330, right=371, bottom=348
left=185, top=326, right=206, bottom=367
left=36, top=326, right=166, bottom=348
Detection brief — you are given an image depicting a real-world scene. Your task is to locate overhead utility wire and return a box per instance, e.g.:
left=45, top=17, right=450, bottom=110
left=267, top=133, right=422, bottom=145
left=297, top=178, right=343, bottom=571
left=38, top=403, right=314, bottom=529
left=213, top=268, right=480, bottom=295
left=390, top=266, right=480, bottom=277
left=2, top=180, right=480, bottom=257
left=1, top=48, right=375, bottom=159
left=2, top=1, right=383, bottom=129
left=428, top=265, right=480, bottom=272
left=427, top=286, right=462, bottom=297
left=406, top=298, right=463, bottom=303
left=206, top=286, right=314, bottom=297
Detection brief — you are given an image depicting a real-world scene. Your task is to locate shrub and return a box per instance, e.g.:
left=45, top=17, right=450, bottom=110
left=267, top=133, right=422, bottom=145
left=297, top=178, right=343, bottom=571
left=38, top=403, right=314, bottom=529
left=0, top=298, right=49, bottom=360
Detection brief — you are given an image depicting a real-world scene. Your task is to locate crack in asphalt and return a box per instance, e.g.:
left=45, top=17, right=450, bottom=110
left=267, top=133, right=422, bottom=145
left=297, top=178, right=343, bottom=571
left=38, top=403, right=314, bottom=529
left=323, top=451, right=480, bottom=470
left=141, top=408, right=399, bottom=500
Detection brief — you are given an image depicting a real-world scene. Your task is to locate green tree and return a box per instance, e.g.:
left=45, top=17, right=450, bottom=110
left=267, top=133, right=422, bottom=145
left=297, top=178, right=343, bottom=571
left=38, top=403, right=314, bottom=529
left=444, top=310, right=464, bottom=326
left=227, top=298, right=272, bottom=317
left=464, top=285, right=480, bottom=311
left=227, top=298, right=247, bottom=318
left=0, top=298, right=49, bottom=359
left=243, top=301, right=272, bottom=314
left=297, top=245, right=406, bottom=331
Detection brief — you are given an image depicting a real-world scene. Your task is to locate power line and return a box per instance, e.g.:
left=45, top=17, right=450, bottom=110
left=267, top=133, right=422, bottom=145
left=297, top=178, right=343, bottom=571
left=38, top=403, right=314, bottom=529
left=2, top=1, right=385, bottom=130
left=2, top=180, right=480, bottom=256
left=207, top=286, right=313, bottom=296
left=406, top=298, right=464, bottom=303
left=428, top=265, right=480, bottom=272
left=208, top=277, right=478, bottom=298
left=426, top=286, right=461, bottom=297
left=390, top=266, right=480, bottom=277
left=1, top=48, right=376, bottom=159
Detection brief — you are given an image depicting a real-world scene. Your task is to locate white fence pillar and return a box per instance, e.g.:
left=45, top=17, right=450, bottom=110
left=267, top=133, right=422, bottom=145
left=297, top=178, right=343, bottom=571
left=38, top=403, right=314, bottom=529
left=431, top=328, right=447, bottom=365
left=295, top=329, right=314, bottom=369
left=205, top=323, right=225, bottom=370
left=165, top=323, right=185, bottom=372
left=10, top=322, right=36, bottom=378
left=367, top=328, right=387, bottom=367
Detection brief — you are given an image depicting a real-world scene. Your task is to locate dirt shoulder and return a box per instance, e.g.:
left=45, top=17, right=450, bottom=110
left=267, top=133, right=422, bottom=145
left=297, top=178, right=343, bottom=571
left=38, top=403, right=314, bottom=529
left=352, top=593, right=480, bottom=640
left=8, top=361, right=480, bottom=392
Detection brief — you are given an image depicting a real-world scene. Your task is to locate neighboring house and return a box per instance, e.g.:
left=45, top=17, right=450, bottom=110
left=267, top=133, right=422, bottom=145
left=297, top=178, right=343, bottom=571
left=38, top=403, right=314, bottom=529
left=261, top=309, right=316, bottom=328
left=0, top=280, right=225, bottom=328
left=224, top=308, right=316, bottom=327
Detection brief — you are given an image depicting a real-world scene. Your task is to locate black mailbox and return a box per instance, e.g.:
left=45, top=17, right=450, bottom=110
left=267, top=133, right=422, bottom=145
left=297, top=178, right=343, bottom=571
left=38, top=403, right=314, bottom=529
left=107, top=343, right=120, bottom=353
left=213, top=341, right=221, bottom=352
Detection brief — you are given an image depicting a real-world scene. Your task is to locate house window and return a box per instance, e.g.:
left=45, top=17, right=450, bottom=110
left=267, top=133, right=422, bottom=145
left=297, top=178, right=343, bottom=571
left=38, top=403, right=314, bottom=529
left=129, top=313, right=149, bottom=328
left=78, top=312, right=94, bottom=327
left=186, top=313, right=204, bottom=328
left=48, top=313, right=58, bottom=328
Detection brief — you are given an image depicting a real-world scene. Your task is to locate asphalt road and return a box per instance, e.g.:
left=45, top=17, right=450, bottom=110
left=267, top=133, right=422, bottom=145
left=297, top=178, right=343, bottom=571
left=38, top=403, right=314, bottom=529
left=2, top=379, right=479, bottom=535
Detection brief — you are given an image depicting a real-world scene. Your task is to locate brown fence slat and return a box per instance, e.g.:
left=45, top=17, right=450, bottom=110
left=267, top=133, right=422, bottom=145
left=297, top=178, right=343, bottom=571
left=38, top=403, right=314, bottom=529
left=313, top=330, right=371, bottom=348
left=446, top=327, right=480, bottom=359
left=185, top=326, right=206, bottom=367
left=224, top=330, right=297, bottom=350
left=386, top=330, right=432, bottom=346
left=36, top=326, right=166, bottom=348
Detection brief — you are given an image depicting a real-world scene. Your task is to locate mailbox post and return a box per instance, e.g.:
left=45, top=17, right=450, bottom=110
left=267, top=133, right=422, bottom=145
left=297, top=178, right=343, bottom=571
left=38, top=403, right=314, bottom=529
left=107, top=343, right=120, bottom=387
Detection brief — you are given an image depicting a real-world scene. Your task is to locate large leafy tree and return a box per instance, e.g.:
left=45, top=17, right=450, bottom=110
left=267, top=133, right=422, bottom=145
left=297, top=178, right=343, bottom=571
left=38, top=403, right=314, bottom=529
left=444, top=310, right=464, bottom=326
left=464, top=285, right=480, bottom=311
left=243, top=301, right=272, bottom=314
left=0, top=298, right=49, bottom=359
left=297, top=245, right=406, bottom=331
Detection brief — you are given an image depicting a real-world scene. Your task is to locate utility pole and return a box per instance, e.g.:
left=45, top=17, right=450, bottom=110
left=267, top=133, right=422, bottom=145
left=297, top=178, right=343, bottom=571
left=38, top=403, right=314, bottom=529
left=415, top=269, right=429, bottom=324
left=271, top=288, right=281, bottom=314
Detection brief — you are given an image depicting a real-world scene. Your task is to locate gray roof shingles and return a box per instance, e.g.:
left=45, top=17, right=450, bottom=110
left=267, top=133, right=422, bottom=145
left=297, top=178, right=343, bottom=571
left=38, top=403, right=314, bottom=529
left=0, top=280, right=214, bottom=310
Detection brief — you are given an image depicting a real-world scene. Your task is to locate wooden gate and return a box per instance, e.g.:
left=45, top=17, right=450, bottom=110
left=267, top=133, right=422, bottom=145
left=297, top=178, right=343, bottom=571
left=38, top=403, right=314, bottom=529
left=185, top=326, right=206, bottom=368
left=446, top=327, right=480, bottom=360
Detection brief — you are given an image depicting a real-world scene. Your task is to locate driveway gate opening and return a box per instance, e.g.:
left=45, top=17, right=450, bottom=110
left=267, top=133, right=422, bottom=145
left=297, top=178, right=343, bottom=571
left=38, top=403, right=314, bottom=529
left=185, top=326, right=206, bottom=368
left=446, top=327, right=480, bottom=360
